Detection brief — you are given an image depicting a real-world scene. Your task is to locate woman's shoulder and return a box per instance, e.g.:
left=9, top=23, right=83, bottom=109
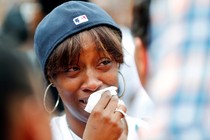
left=51, top=114, right=66, bottom=123
left=50, top=114, right=71, bottom=140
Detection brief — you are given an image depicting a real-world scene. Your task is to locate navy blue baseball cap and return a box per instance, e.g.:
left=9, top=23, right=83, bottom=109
left=34, top=1, right=122, bottom=73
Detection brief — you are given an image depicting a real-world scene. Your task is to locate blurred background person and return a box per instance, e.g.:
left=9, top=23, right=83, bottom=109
left=0, top=2, right=46, bottom=110
left=131, top=0, right=150, bottom=90
left=130, top=0, right=154, bottom=120
left=0, top=46, right=51, bottom=140
left=0, top=0, right=90, bottom=115
left=91, top=0, right=153, bottom=119
left=0, top=3, right=29, bottom=50
left=133, top=0, right=210, bottom=139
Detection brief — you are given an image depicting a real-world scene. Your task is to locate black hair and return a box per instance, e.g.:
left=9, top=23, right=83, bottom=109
left=39, top=0, right=90, bottom=15
left=131, top=0, right=151, bottom=47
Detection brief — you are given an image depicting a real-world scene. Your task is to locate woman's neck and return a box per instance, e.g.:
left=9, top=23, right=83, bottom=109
left=65, top=110, right=86, bottom=138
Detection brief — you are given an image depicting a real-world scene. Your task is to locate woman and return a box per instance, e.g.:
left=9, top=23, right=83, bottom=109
left=34, top=1, right=144, bottom=140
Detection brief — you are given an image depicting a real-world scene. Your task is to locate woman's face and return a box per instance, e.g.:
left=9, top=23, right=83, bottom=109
left=53, top=34, right=119, bottom=123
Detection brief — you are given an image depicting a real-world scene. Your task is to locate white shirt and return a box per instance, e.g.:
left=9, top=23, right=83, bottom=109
left=51, top=114, right=147, bottom=140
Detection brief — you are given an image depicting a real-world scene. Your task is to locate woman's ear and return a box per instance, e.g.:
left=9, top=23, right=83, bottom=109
left=117, top=63, right=120, bottom=68
left=134, top=37, right=148, bottom=88
left=48, top=78, right=55, bottom=87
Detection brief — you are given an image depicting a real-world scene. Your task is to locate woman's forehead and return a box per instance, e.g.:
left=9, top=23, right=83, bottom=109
left=79, top=32, right=106, bottom=51
left=80, top=35, right=96, bottom=49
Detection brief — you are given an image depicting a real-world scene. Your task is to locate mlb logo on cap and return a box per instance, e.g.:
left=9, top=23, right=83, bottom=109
left=73, top=15, right=88, bottom=25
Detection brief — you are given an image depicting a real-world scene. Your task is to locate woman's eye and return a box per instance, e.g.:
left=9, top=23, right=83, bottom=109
left=63, top=65, right=80, bottom=77
left=99, top=59, right=112, bottom=66
left=66, top=65, right=80, bottom=72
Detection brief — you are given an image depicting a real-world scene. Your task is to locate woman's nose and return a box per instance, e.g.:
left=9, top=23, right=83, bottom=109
left=81, top=70, right=103, bottom=92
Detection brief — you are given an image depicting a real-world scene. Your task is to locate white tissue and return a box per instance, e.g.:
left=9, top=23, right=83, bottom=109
left=85, top=86, right=120, bottom=113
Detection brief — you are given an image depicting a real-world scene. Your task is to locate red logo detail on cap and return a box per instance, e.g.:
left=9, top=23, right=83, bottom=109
left=73, top=15, right=88, bottom=25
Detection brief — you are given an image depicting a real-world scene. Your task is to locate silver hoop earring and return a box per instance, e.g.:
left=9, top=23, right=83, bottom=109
left=118, top=71, right=126, bottom=98
left=44, top=83, right=59, bottom=113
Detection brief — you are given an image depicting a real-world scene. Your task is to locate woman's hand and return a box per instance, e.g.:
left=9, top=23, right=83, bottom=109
left=83, top=91, right=128, bottom=140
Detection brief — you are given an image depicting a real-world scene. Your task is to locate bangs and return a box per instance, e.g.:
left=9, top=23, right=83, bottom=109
left=89, top=26, right=123, bottom=62
left=46, top=26, right=123, bottom=80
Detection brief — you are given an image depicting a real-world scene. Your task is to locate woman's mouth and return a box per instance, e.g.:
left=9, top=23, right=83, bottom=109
left=79, top=99, right=88, bottom=104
